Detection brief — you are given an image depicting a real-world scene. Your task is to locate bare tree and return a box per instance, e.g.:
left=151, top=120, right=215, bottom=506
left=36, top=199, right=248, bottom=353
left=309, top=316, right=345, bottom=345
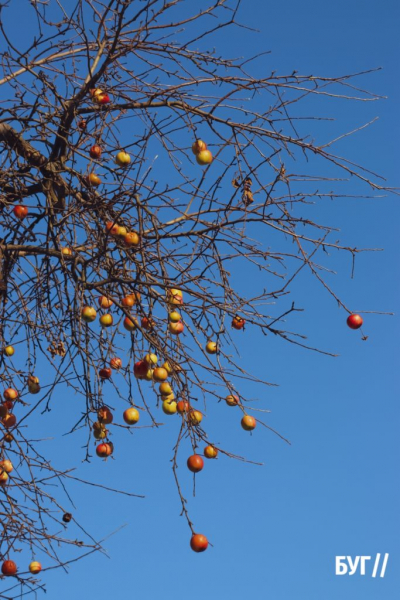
left=0, top=0, right=390, bottom=595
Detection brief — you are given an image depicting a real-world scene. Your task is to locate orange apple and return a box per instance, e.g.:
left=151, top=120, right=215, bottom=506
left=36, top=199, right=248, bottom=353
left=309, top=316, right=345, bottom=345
left=123, top=407, right=140, bottom=425
left=121, top=294, right=136, bottom=307
left=2, top=414, right=16, bottom=429
left=159, top=382, right=172, bottom=395
left=191, top=139, right=207, bottom=155
left=81, top=306, right=97, bottom=322
left=124, top=232, right=140, bottom=247
left=188, top=409, right=203, bottom=425
left=99, top=314, right=113, bottom=327
left=168, top=321, right=184, bottom=335
left=226, top=394, right=239, bottom=407
left=98, top=295, right=113, bottom=309
left=61, top=247, right=73, bottom=256
left=204, top=445, right=218, bottom=459
left=205, top=341, right=217, bottom=354
left=123, top=316, right=138, bottom=331
left=110, top=357, right=122, bottom=370
left=241, top=415, right=256, bottom=431
left=190, top=534, right=208, bottom=553
left=153, top=367, right=168, bottom=382
left=232, top=316, right=245, bottom=330
left=87, top=173, right=101, bottom=187
left=177, top=400, right=190, bottom=414
left=187, top=454, right=204, bottom=473
left=4, top=388, right=18, bottom=401
left=0, top=459, right=13, bottom=473
left=0, top=470, right=9, bottom=485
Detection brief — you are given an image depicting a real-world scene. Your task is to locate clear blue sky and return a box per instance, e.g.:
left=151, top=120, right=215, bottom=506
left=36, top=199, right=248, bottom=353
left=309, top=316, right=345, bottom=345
left=2, top=1, right=400, bottom=599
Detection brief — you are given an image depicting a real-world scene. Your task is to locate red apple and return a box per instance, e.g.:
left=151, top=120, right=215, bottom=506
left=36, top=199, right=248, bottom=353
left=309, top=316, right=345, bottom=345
left=78, top=119, right=87, bottom=130
left=99, top=368, right=112, bottom=380
left=2, top=414, right=16, bottom=429
left=177, top=400, right=191, bottom=414
left=96, top=442, right=113, bottom=457
left=13, top=205, right=28, bottom=220
left=134, top=360, right=148, bottom=379
left=1, top=560, right=17, bottom=576
left=89, top=144, right=102, bottom=159
left=190, top=534, right=208, bottom=553
left=347, top=314, right=363, bottom=330
left=123, top=316, right=138, bottom=331
left=187, top=454, right=204, bottom=473
left=97, top=406, right=113, bottom=424
left=232, top=316, right=245, bottom=330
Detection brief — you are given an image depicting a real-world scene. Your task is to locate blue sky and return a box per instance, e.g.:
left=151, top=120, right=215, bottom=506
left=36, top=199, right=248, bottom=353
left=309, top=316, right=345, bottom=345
left=1, top=1, right=399, bottom=599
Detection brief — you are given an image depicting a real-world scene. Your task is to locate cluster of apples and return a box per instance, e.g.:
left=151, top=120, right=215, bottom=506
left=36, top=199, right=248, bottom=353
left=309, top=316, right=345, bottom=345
left=1, top=559, right=42, bottom=577
left=191, top=139, right=213, bottom=166
left=105, top=221, right=140, bottom=248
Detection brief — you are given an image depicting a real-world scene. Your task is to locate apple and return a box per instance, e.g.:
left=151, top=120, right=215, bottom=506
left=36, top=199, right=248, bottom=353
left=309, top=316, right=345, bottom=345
left=0, top=470, right=9, bottom=485
left=115, top=151, right=131, bottom=167
left=205, top=341, right=217, bottom=354
left=93, top=421, right=107, bottom=440
left=144, top=368, right=154, bottom=381
left=110, top=357, right=122, bottom=370
left=78, top=119, right=87, bottom=130
left=123, top=407, right=140, bottom=425
left=96, top=442, right=113, bottom=457
left=204, top=445, right=218, bottom=459
left=121, top=294, right=136, bottom=307
left=241, top=415, right=256, bottom=431
left=141, top=316, right=155, bottom=331
left=347, top=314, right=363, bottom=329
left=99, top=314, right=113, bottom=327
left=105, top=221, right=120, bottom=236
left=123, top=316, right=138, bottom=331
left=187, top=454, right=204, bottom=473
left=61, top=247, right=73, bottom=256
left=176, top=400, right=190, bottom=414
left=29, top=561, right=42, bottom=575
left=99, top=368, right=112, bottom=380
left=27, top=376, right=40, bottom=394
left=153, top=367, right=168, bottom=382
left=97, top=406, right=113, bottom=424
left=90, top=88, right=104, bottom=98
left=163, top=361, right=173, bottom=375
left=4, top=388, right=18, bottom=401
left=159, top=382, right=172, bottom=395
left=89, top=144, right=102, bottom=159
left=62, top=512, right=72, bottom=523
left=167, top=288, right=183, bottom=305
left=226, top=394, right=239, bottom=407
left=196, top=150, right=213, bottom=166
left=124, top=232, right=140, bottom=247
left=3, top=433, right=14, bottom=443
left=81, top=306, right=97, bottom=323
left=2, top=414, right=16, bottom=429
left=168, top=311, right=181, bottom=323
left=1, top=560, right=17, bottom=576
left=98, top=295, right=113, bottom=308
left=190, top=534, right=208, bottom=553
left=232, top=316, right=245, bottom=330
left=97, top=93, right=110, bottom=105
left=188, top=409, right=203, bottom=425
left=87, top=173, right=101, bottom=187
left=116, top=226, right=128, bottom=237
left=191, top=139, right=207, bottom=155
left=145, top=353, right=158, bottom=366
left=0, top=460, right=13, bottom=473
left=133, top=360, right=148, bottom=379
left=13, top=205, right=28, bottom=220
left=168, top=321, right=184, bottom=335
left=3, top=346, right=15, bottom=357
left=160, top=392, right=175, bottom=403
left=162, top=399, right=177, bottom=415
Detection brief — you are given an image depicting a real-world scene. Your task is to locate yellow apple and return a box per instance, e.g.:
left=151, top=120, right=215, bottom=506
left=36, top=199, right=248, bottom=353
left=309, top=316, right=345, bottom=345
left=115, top=151, right=131, bottom=167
